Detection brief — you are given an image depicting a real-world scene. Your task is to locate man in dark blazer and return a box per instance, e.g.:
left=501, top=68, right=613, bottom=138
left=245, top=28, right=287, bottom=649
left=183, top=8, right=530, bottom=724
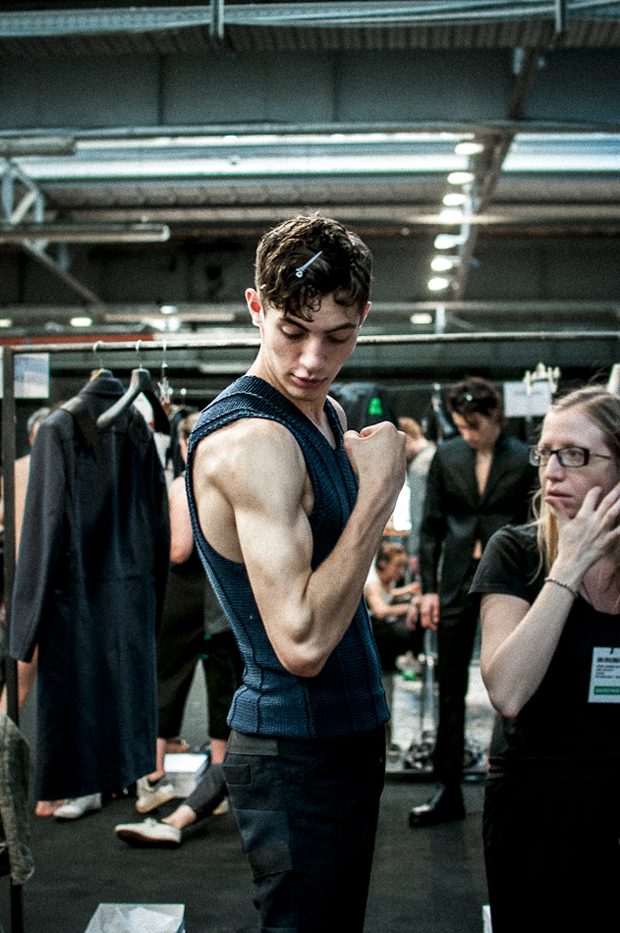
left=409, top=377, right=535, bottom=827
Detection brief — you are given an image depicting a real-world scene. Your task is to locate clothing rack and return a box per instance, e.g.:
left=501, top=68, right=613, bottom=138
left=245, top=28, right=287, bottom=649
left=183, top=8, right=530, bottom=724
left=1, top=329, right=618, bottom=933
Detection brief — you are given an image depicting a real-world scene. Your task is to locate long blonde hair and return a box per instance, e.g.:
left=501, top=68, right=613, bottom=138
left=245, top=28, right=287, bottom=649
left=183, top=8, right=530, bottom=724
left=534, top=386, right=620, bottom=572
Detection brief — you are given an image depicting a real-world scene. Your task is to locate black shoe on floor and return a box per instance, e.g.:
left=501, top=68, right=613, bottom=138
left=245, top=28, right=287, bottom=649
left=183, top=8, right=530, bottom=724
left=408, top=785, right=465, bottom=828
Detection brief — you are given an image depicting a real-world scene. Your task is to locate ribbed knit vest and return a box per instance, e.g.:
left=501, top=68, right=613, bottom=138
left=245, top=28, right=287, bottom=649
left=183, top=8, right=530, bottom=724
left=186, top=375, right=388, bottom=739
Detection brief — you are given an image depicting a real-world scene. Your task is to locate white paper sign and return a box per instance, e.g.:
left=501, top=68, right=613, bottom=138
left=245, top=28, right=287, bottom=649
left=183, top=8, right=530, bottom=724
left=503, top=380, right=552, bottom=418
left=0, top=353, right=50, bottom=399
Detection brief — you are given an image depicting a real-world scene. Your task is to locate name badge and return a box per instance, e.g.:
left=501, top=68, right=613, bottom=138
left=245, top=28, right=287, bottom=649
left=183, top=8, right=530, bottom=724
left=588, top=647, right=620, bottom=704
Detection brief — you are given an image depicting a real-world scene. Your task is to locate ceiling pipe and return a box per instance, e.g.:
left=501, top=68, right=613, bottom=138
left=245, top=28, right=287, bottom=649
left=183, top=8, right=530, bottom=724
left=0, top=222, right=171, bottom=244
left=0, top=137, right=76, bottom=157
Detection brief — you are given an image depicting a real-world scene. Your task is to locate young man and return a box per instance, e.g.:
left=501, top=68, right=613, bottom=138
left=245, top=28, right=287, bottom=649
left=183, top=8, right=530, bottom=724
left=186, top=214, right=406, bottom=931
left=410, top=377, right=534, bottom=827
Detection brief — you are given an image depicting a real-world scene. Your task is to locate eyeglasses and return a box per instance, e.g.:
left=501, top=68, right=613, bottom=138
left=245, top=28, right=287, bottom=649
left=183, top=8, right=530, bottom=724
left=528, top=445, right=613, bottom=468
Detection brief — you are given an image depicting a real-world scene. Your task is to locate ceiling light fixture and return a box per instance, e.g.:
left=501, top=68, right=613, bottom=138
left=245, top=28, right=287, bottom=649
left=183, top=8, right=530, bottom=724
left=431, top=255, right=457, bottom=272
left=438, top=207, right=464, bottom=224
left=447, top=171, right=475, bottom=185
left=454, top=141, right=484, bottom=156
left=434, top=233, right=464, bottom=250
left=69, top=316, right=93, bottom=327
left=442, top=192, right=467, bottom=207
left=427, top=276, right=451, bottom=292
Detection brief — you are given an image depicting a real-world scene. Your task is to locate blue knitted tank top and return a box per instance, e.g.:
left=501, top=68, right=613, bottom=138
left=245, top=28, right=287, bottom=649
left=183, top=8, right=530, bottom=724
left=186, top=375, right=388, bottom=739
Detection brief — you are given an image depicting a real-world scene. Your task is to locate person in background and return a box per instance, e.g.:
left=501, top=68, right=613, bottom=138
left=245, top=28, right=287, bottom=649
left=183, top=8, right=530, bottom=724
left=131, top=412, right=201, bottom=813
left=364, top=541, right=420, bottom=742
left=410, top=376, right=534, bottom=827
left=470, top=386, right=620, bottom=932
left=186, top=213, right=405, bottom=931
left=114, top=762, right=229, bottom=848
left=132, top=412, right=243, bottom=816
left=398, top=416, right=436, bottom=575
left=0, top=408, right=52, bottom=773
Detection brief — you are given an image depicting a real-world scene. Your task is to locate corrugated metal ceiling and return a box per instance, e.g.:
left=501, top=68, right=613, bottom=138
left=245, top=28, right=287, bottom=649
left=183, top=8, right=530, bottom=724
left=0, top=2, right=619, bottom=58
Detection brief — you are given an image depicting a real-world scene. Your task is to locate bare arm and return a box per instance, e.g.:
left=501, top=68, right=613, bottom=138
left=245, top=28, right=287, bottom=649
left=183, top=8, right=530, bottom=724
left=481, top=482, right=620, bottom=717
left=364, top=581, right=412, bottom=621
left=193, top=417, right=406, bottom=677
left=392, top=581, right=420, bottom=600
left=480, top=589, right=571, bottom=718
left=169, top=474, right=194, bottom=564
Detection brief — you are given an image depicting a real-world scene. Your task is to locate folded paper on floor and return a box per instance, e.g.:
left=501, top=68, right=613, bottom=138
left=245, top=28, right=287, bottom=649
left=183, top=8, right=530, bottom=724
left=85, top=903, right=185, bottom=933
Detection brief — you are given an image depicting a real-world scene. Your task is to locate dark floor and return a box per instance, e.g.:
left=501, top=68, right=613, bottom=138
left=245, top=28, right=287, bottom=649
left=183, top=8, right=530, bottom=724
left=1, top=779, right=488, bottom=933
left=1, top=665, right=492, bottom=933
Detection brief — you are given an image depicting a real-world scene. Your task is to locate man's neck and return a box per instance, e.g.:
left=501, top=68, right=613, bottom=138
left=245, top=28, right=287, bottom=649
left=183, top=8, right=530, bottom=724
left=478, top=424, right=501, bottom=455
left=246, top=364, right=332, bottom=439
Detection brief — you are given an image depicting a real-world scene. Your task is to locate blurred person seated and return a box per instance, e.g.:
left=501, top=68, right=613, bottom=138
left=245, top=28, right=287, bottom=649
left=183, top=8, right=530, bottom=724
left=398, top=416, right=436, bottom=577
left=364, top=542, right=420, bottom=742
left=115, top=761, right=229, bottom=848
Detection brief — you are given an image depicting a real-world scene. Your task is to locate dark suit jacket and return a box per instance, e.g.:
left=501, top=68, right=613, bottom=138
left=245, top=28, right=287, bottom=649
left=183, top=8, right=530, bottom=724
left=419, top=431, right=535, bottom=608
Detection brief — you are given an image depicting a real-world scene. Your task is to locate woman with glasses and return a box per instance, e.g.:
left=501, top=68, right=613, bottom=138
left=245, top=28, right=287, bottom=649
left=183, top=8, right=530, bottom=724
left=470, top=386, right=620, bottom=933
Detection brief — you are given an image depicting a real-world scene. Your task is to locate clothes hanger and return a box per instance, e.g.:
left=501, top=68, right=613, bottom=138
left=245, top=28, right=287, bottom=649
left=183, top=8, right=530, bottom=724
left=96, top=365, right=152, bottom=430
left=96, top=342, right=170, bottom=433
left=156, top=340, right=173, bottom=410
left=89, top=340, right=113, bottom=380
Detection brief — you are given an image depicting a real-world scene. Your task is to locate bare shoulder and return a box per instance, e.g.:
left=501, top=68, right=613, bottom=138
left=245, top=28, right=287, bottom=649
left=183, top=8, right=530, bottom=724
left=193, top=417, right=305, bottom=500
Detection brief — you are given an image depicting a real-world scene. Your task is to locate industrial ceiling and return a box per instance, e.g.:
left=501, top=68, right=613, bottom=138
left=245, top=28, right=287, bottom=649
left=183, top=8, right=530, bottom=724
left=0, top=2, right=619, bottom=386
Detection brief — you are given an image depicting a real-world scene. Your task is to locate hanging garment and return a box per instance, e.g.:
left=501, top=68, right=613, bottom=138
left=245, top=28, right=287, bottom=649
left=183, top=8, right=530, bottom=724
left=0, top=712, right=33, bottom=885
left=9, top=371, right=170, bottom=800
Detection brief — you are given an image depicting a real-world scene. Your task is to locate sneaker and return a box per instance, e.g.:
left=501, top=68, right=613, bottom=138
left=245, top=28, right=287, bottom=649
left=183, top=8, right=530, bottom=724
left=54, top=793, right=102, bottom=821
left=115, top=817, right=181, bottom=848
left=212, top=797, right=229, bottom=816
left=135, top=776, right=176, bottom=814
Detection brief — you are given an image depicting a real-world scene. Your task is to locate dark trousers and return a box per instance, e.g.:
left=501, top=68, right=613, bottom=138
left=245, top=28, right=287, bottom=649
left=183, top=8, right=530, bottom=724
left=202, top=629, right=244, bottom=741
left=157, top=570, right=206, bottom=738
left=371, top=617, right=422, bottom=674
left=434, top=597, right=479, bottom=787
left=223, top=728, right=386, bottom=933
left=186, top=762, right=228, bottom=822
left=483, top=770, right=620, bottom=932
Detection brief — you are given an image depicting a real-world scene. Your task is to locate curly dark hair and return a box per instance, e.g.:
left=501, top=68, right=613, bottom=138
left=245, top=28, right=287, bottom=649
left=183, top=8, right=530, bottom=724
left=447, top=376, right=502, bottom=420
left=255, top=213, right=372, bottom=319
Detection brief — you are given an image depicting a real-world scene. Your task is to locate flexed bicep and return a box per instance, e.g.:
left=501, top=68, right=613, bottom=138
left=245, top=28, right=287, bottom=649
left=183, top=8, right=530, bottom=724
left=218, top=420, right=318, bottom=670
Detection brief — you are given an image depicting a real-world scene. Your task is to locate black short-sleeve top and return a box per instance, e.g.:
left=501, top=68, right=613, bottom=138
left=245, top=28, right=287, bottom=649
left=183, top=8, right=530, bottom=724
left=470, top=524, right=620, bottom=777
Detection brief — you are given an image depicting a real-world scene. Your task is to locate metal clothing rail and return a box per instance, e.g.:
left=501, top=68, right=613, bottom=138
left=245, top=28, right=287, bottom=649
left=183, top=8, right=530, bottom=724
left=2, top=328, right=619, bottom=356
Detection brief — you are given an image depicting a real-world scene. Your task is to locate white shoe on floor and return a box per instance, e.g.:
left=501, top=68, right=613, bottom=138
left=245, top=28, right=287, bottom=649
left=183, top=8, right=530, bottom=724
left=54, top=793, right=102, bottom=821
left=212, top=797, right=229, bottom=816
left=135, top=776, right=176, bottom=814
left=115, top=817, right=181, bottom=848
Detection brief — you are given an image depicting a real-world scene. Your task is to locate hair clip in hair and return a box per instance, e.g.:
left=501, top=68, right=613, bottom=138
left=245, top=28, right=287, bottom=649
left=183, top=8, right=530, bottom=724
left=295, top=250, right=323, bottom=278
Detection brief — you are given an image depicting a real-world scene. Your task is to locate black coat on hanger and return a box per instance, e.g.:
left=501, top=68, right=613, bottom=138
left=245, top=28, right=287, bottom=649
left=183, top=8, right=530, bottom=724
left=10, top=371, right=170, bottom=800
